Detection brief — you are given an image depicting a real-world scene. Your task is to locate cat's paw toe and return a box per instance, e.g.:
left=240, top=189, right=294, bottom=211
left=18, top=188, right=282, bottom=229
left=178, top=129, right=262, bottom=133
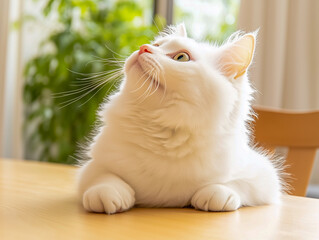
left=191, top=184, right=241, bottom=212
left=83, top=184, right=135, bottom=214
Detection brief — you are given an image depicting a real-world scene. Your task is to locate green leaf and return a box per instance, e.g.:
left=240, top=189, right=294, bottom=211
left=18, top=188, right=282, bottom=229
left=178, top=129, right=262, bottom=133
left=23, top=0, right=158, bottom=165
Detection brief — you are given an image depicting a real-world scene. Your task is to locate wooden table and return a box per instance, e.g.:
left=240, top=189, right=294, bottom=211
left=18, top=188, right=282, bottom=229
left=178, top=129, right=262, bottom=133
left=0, top=159, right=319, bottom=240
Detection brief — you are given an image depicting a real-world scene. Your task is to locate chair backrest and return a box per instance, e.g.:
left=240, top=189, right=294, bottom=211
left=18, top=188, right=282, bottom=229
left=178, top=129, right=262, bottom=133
left=252, top=106, right=319, bottom=196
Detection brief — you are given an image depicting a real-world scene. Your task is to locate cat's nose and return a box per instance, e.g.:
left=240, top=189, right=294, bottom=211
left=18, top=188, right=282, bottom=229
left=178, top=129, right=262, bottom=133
left=139, top=45, right=152, bottom=55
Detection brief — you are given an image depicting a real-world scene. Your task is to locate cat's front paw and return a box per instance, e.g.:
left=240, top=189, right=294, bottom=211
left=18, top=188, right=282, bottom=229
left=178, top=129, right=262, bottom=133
left=82, top=183, right=135, bottom=214
left=191, top=184, right=241, bottom=212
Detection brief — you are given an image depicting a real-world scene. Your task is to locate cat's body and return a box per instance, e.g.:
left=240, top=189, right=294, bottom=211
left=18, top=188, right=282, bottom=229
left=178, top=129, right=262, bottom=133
left=78, top=24, right=283, bottom=214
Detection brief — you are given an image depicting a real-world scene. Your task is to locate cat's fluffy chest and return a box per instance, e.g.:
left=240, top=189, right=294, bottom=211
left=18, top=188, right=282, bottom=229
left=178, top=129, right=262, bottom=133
left=91, top=116, right=234, bottom=207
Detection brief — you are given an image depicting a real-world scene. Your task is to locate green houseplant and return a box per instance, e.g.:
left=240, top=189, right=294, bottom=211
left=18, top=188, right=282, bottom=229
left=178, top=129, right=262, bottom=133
left=24, top=0, right=159, bottom=164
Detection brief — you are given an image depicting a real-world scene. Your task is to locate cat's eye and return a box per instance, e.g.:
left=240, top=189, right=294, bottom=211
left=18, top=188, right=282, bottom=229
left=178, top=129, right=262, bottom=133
left=153, top=43, right=160, bottom=47
left=173, top=52, right=190, bottom=62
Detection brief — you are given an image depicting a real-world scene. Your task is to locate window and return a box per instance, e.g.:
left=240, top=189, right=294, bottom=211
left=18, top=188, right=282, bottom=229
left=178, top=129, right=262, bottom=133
left=2, top=0, right=240, bottom=163
left=174, top=0, right=240, bottom=42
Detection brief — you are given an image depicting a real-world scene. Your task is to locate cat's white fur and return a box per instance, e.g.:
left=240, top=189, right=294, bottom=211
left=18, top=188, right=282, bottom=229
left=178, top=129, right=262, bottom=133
left=78, top=24, right=283, bottom=214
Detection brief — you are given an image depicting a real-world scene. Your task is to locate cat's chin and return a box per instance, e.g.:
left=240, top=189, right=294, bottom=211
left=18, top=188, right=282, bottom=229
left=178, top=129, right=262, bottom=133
left=124, top=51, right=139, bottom=72
left=125, top=54, right=164, bottom=95
left=124, top=52, right=149, bottom=79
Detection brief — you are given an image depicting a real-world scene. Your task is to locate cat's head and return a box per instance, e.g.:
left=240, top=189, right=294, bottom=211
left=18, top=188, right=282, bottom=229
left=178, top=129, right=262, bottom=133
left=122, top=24, right=256, bottom=129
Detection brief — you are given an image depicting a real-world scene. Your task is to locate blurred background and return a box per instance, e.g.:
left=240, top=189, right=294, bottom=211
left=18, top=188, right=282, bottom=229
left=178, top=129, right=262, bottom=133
left=0, top=0, right=318, bottom=196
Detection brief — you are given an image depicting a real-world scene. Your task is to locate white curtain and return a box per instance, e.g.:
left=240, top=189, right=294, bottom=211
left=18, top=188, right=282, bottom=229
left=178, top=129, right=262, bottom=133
left=0, top=0, right=24, bottom=159
left=1, top=0, right=70, bottom=160
left=238, top=0, right=319, bottom=185
left=0, top=0, right=10, bottom=157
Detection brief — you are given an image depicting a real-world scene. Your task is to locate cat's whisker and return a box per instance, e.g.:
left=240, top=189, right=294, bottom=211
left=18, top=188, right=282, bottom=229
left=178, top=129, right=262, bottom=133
left=148, top=72, right=160, bottom=97
left=145, top=78, right=154, bottom=98
left=55, top=64, right=123, bottom=108
left=78, top=75, right=119, bottom=108
left=97, top=59, right=126, bottom=64
left=68, top=68, right=116, bottom=78
left=92, top=55, right=126, bottom=62
left=53, top=80, right=104, bottom=98
left=152, top=19, right=161, bottom=33
left=141, top=73, right=158, bottom=102
left=59, top=84, right=103, bottom=108
left=86, top=59, right=124, bottom=67
left=55, top=77, right=111, bottom=99
left=76, top=68, right=123, bottom=81
left=104, top=43, right=127, bottom=58
left=132, top=71, right=149, bottom=89
left=104, top=62, right=125, bottom=68
left=137, top=77, right=152, bottom=100
left=131, top=70, right=153, bottom=93
left=73, top=71, right=123, bottom=90
left=91, top=56, right=126, bottom=63
left=160, top=72, right=167, bottom=104
left=64, top=71, right=120, bottom=93
left=158, top=17, right=165, bottom=31
left=143, top=71, right=156, bottom=98
left=71, top=78, right=106, bottom=87
left=53, top=71, right=120, bottom=97
left=58, top=74, right=122, bottom=109
left=136, top=73, right=154, bottom=103
left=148, top=82, right=158, bottom=98
left=87, top=57, right=126, bottom=68
left=90, top=70, right=123, bottom=83
left=71, top=72, right=117, bottom=87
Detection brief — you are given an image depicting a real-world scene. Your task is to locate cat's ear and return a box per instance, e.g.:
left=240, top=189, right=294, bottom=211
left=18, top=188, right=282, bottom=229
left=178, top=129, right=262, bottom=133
left=218, top=32, right=256, bottom=79
left=175, top=23, right=187, bottom=38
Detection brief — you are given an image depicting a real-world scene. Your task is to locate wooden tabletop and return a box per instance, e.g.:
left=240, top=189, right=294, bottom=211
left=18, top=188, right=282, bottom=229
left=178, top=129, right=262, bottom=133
left=0, top=159, right=319, bottom=240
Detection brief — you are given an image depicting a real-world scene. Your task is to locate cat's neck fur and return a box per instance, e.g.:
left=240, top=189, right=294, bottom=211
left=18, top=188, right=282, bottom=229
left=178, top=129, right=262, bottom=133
left=101, top=78, right=253, bottom=160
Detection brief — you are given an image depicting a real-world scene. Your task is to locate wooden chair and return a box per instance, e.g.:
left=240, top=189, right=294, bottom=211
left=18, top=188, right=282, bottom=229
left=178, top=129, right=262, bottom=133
left=251, top=106, right=319, bottom=196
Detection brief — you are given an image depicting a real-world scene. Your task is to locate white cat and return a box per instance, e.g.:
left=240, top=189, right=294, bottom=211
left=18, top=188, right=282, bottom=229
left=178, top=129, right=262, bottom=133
left=77, top=24, right=283, bottom=214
